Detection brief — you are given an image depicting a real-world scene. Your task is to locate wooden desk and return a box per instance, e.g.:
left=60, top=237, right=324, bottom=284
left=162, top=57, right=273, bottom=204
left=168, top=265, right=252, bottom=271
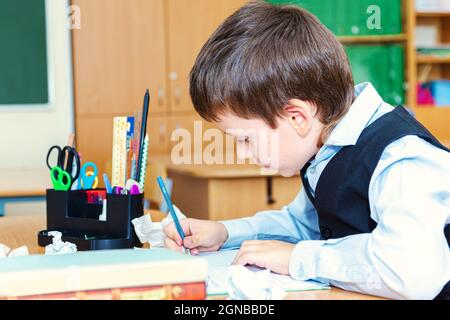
left=0, top=212, right=46, bottom=254
left=285, top=288, right=383, bottom=300
left=0, top=210, right=383, bottom=300
left=208, top=289, right=383, bottom=300
left=0, top=168, right=50, bottom=216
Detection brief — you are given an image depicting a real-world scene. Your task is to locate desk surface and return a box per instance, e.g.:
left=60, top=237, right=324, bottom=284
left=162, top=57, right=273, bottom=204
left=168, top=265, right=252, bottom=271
left=0, top=210, right=383, bottom=300
left=0, top=168, right=50, bottom=198
left=151, top=155, right=293, bottom=178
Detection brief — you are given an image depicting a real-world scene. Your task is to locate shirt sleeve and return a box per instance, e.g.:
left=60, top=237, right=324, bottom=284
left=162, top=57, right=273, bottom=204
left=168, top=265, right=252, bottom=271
left=220, top=188, right=321, bottom=249
left=288, top=136, right=450, bottom=299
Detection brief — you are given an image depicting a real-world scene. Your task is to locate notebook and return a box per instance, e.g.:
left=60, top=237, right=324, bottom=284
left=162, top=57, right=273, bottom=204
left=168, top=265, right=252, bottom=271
left=199, top=249, right=329, bottom=296
left=0, top=248, right=208, bottom=297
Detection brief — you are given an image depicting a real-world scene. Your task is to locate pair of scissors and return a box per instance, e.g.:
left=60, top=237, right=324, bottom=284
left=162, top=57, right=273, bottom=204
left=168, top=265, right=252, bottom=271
left=46, top=145, right=80, bottom=191
left=79, top=162, right=99, bottom=189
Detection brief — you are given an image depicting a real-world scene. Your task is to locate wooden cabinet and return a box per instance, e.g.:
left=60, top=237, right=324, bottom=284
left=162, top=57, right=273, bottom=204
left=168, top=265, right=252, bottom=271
left=72, top=0, right=170, bottom=176
left=165, top=0, right=247, bottom=113
left=72, top=0, right=168, bottom=116
left=75, top=115, right=113, bottom=175
left=148, top=115, right=170, bottom=154
left=72, top=0, right=246, bottom=172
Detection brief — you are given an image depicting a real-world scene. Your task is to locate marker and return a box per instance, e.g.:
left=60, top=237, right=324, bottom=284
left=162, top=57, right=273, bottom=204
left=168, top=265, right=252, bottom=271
left=157, top=176, right=190, bottom=255
left=126, top=179, right=141, bottom=195
left=103, top=173, right=113, bottom=194
left=113, top=186, right=124, bottom=195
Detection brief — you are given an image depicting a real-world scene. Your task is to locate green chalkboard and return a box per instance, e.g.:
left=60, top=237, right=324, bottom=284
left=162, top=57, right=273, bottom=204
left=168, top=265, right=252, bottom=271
left=0, top=0, right=48, bottom=105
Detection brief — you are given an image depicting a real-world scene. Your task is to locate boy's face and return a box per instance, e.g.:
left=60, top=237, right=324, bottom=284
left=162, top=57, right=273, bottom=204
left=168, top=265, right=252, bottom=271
left=216, top=100, right=323, bottom=177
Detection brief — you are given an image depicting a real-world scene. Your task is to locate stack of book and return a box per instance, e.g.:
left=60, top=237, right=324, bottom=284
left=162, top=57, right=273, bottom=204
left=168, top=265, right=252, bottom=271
left=0, top=248, right=208, bottom=300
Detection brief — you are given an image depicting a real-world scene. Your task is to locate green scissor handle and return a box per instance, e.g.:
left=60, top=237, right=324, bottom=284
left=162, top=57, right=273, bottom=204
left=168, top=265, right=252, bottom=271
left=50, top=167, right=72, bottom=191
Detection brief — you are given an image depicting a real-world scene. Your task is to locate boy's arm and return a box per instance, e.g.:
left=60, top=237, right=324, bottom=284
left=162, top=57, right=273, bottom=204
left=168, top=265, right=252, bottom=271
left=289, top=136, right=450, bottom=299
left=220, top=188, right=321, bottom=249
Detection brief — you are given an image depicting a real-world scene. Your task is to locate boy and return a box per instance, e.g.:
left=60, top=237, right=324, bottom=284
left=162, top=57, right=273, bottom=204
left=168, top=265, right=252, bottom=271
left=164, top=1, right=450, bottom=299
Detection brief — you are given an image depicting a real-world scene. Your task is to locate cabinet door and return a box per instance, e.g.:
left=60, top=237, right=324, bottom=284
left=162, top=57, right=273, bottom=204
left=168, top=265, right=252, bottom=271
left=148, top=115, right=170, bottom=154
left=166, top=0, right=247, bottom=113
left=72, top=0, right=168, bottom=116
left=76, top=116, right=113, bottom=178
left=168, top=114, right=203, bottom=158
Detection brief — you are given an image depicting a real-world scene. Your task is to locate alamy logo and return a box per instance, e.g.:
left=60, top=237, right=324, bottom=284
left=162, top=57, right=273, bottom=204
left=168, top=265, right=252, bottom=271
left=366, top=5, right=381, bottom=30
left=170, top=121, right=280, bottom=175
left=68, top=5, right=81, bottom=30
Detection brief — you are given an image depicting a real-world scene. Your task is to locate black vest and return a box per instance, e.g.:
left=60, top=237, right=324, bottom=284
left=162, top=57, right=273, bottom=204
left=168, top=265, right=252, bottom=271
left=300, top=106, right=449, bottom=299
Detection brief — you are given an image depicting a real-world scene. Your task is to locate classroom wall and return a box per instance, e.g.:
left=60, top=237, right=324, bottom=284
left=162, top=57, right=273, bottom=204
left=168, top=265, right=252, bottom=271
left=0, top=0, right=74, bottom=169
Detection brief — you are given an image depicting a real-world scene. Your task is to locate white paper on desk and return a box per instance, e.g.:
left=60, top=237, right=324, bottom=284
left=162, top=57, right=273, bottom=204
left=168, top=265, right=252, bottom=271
left=199, top=250, right=329, bottom=296
left=0, top=244, right=29, bottom=258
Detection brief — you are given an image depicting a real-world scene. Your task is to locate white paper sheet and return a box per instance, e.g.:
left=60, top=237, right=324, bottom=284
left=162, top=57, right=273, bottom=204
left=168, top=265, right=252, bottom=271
left=199, top=250, right=329, bottom=296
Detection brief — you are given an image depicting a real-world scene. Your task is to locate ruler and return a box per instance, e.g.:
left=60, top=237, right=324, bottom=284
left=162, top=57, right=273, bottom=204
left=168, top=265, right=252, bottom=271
left=111, top=117, right=128, bottom=187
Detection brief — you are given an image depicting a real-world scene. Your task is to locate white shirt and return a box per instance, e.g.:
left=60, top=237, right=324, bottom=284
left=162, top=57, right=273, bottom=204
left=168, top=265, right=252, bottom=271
left=221, top=82, right=450, bottom=299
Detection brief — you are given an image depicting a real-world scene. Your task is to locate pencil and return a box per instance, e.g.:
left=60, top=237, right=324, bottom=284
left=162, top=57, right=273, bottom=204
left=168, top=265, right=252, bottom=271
left=136, top=89, right=150, bottom=181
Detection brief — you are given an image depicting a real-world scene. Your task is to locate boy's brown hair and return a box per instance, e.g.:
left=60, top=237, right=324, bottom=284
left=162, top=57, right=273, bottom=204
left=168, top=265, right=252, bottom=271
left=189, top=1, right=354, bottom=144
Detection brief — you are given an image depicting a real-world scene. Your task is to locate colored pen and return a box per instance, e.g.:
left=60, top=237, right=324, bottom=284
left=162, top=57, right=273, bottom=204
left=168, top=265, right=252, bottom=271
left=103, top=173, right=113, bottom=194
left=157, top=176, right=190, bottom=255
left=113, top=186, right=124, bottom=195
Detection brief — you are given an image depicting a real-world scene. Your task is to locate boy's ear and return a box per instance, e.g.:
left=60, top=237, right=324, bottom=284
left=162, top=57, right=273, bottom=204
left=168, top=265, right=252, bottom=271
left=283, top=99, right=313, bottom=136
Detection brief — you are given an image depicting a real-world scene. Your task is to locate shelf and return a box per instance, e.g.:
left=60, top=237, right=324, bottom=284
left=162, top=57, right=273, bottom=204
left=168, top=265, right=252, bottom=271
left=416, top=12, right=450, bottom=18
left=416, top=55, right=450, bottom=64
left=415, top=105, right=450, bottom=109
left=337, top=34, right=407, bottom=44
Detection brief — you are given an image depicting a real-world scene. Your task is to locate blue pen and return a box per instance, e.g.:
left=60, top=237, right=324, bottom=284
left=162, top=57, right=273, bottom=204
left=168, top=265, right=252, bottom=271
left=157, top=176, right=190, bottom=255
left=103, top=173, right=113, bottom=194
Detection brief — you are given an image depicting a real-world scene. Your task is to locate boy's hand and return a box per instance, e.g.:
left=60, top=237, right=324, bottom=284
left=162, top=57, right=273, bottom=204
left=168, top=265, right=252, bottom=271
left=163, top=218, right=228, bottom=255
left=232, top=240, right=295, bottom=275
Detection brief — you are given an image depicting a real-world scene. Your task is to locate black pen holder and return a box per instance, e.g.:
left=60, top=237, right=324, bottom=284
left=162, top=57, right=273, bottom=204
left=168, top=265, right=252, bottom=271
left=38, top=189, right=144, bottom=251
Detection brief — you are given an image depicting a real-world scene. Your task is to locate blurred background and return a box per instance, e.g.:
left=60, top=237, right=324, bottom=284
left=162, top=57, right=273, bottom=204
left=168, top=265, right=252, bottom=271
left=0, top=0, right=449, bottom=220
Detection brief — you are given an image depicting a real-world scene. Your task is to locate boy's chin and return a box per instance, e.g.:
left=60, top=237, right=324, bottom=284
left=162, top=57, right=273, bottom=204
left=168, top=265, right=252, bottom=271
left=276, top=167, right=298, bottom=177
left=256, top=164, right=297, bottom=177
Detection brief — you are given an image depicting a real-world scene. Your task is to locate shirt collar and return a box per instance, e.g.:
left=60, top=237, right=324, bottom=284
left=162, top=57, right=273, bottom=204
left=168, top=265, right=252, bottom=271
left=324, top=82, right=384, bottom=147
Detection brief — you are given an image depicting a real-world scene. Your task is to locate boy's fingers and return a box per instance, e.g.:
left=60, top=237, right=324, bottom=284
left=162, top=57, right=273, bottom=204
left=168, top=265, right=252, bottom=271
left=179, top=219, right=193, bottom=236
left=164, top=237, right=184, bottom=252
left=233, top=250, right=258, bottom=267
left=183, top=234, right=202, bottom=249
left=163, top=223, right=183, bottom=246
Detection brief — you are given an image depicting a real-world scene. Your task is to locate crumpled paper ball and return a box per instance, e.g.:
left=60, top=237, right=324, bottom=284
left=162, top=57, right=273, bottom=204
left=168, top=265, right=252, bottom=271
left=227, top=265, right=287, bottom=300
left=132, top=205, right=186, bottom=248
left=45, top=231, right=77, bottom=255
